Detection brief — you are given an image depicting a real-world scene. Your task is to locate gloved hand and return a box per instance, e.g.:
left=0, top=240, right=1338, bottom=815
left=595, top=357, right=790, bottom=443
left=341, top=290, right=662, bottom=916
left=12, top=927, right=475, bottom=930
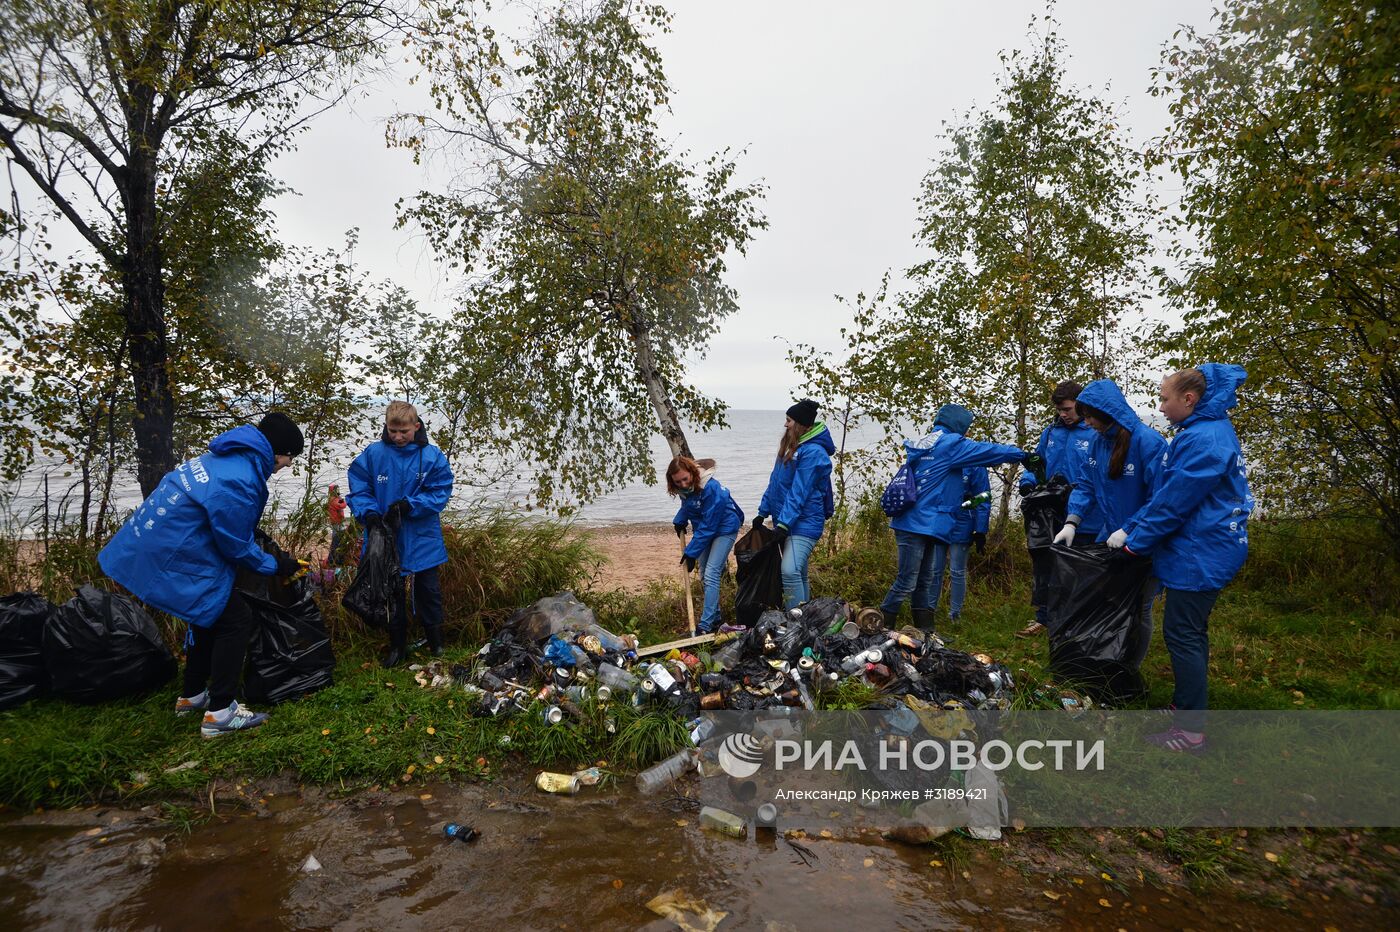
left=673, top=522, right=687, bottom=540
left=752, top=515, right=766, bottom=530
left=1053, top=524, right=1077, bottom=546
left=274, top=554, right=303, bottom=578
left=363, top=512, right=383, bottom=529
left=1107, top=545, right=1147, bottom=569
left=770, top=525, right=790, bottom=546
left=1023, top=451, right=1046, bottom=483
left=972, top=531, right=986, bottom=554
left=1106, top=528, right=1128, bottom=549
left=679, top=554, right=696, bottom=573
left=388, top=499, right=412, bottom=522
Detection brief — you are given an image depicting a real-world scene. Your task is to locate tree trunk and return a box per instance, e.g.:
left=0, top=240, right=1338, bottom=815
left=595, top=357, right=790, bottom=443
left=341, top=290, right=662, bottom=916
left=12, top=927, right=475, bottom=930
left=123, top=159, right=176, bottom=498
left=626, top=316, right=692, bottom=460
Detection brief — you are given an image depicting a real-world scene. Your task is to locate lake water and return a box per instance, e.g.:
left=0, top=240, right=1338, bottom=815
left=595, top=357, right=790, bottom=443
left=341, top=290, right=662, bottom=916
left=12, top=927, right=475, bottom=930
left=2, top=410, right=905, bottom=529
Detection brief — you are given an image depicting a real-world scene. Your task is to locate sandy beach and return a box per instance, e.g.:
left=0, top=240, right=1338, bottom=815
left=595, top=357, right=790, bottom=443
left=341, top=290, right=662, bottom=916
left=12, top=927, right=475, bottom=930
left=580, top=522, right=738, bottom=592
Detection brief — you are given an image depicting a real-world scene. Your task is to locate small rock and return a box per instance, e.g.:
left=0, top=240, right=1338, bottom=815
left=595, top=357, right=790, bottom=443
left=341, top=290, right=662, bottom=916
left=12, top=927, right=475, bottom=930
left=302, top=854, right=322, bottom=872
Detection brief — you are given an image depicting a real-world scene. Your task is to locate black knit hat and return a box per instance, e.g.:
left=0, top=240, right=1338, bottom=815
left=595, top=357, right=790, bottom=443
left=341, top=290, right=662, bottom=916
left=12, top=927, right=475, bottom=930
left=786, top=399, right=819, bottom=427
left=257, top=412, right=304, bottom=457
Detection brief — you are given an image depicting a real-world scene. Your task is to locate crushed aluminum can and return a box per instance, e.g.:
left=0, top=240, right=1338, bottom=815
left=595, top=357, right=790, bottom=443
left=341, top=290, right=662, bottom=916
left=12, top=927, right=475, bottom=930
left=972, top=653, right=993, bottom=666
left=841, top=621, right=861, bottom=639
left=580, top=635, right=603, bottom=656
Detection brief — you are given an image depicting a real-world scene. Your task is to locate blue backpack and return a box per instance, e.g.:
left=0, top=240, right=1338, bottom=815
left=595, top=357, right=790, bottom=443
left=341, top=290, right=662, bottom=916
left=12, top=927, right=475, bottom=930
left=881, top=461, right=919, bottom=516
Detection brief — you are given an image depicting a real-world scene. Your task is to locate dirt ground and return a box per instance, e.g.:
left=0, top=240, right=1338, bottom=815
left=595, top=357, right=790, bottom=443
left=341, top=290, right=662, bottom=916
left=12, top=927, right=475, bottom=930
left=583, top=523, right=738, bottom=593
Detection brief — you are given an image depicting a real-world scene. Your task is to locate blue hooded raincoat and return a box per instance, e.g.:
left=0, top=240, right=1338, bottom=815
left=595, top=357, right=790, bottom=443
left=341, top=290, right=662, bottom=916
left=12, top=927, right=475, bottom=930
left=674, top=469, right=745, bottom=560
left=1067, top=379, right=1168, bottom=543
left=1124, top=364, right=1254, bottom=592
left=347, top=427, right=455, bottom=574
left=1017, top=418, right=1096, bottom=492
left=948, top=467, right=991, bottom=545
left=98, top=425, right=278, bottom=628
left=890, top=405, right=1025, bottom=542
left=758, top=424, right=836, bottom=540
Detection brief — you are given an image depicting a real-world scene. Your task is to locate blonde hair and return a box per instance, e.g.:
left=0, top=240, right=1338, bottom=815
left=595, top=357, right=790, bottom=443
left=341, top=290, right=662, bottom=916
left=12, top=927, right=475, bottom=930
left=385, top=400, right=419, bottom=427
left=1164, top=368, right=1206, bottom=399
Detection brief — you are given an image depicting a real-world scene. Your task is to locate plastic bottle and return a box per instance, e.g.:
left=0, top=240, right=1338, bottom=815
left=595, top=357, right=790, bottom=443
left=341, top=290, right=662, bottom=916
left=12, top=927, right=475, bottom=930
left=960, top=490, right=993, bottom=509
left=596, top=661, right=638, bottom=692
left=636, top=748, right=698, bottom=794
left=443, top=822, right=480, bottom=842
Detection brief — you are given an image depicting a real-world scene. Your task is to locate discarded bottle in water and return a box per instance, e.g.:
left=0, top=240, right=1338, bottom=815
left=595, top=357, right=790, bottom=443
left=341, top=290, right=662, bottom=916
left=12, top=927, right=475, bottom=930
left=443, top=822, right=480, bottom=843
left=535, top=771, right=581, bottom=794
left=699, top=806, right=746, bottom=838
left=960, top=490, right=992, bottom=509
left=636, top=748, right=698, bottom=794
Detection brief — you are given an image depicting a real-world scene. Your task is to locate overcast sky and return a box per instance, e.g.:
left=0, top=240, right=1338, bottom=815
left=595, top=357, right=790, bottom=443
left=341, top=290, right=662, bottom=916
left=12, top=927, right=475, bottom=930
left=268, top=0, right=1218, bottom=410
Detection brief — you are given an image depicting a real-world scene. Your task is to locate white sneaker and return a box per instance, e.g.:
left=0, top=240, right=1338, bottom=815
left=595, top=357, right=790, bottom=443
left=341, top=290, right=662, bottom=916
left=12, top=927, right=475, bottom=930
left=201, top=701, right=269, bottom=739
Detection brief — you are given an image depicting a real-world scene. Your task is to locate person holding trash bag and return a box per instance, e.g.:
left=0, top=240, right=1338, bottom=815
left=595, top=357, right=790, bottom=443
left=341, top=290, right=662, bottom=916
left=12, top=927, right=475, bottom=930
left=668, top=456, right=744, bottom=634
left=1050, top=379, right=1167, bottom=669
left=1114, top=365, right=1254, bottom=753
left=753, top=400, right=835, bottom=609
left=348, top=401, right=455, bottom=668
left=98, top=413, right=306, bottom=738
left=924, top=466, right=991, bottom=625
left=1016, top=380, right=1099, bottom=639
left=881, top=404, right=1035, bottom=631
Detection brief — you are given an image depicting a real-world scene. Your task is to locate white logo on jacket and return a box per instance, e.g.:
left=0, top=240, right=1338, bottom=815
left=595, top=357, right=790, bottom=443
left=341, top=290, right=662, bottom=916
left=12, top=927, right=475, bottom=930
left=1124, top=463, right=1135, bottom=476
left=1076, top=439, right=1089, bottom=450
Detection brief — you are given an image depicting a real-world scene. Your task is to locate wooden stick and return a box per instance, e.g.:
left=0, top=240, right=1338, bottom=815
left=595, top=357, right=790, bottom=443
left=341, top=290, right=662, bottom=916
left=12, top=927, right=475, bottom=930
left=680, top=532, right=696, bottom=637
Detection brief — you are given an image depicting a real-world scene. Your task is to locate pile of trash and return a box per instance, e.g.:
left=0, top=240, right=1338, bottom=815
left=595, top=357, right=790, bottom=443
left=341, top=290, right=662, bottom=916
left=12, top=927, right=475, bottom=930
left=417, top=591, right=1015, bottom=725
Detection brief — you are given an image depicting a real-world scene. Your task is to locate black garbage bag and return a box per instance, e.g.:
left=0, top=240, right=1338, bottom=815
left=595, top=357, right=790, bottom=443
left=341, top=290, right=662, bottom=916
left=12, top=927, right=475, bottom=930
left=342, top=517, right=400, bottom=628
left=795, top=597, right=850, bottom=636
left=734, top=524, right=783, bottom=626
left=0, top=592, right=53, bottom=710
left=1021, top=476, right=1072, bottom=550
left=242, top=579, right=336, bottom=705
left=43, top=586, right=176, bottom=703
left=1045, top=544, right=1151, bottom=704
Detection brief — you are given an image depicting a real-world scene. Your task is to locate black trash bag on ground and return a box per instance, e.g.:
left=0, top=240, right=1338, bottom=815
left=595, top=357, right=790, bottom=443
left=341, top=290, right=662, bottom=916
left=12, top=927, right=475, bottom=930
left=242, top=578, right=335, bottom=705
left=43, top=586, right=176, bottom=703
left=796, top=597, right=851, bottom=635
left=734, top=524, right=783, bottom=626
left=1021, top=476, right=1072, bottom=550
left=1045, top=543, right=1151, bottom=704
left=0, top=592, right=53, bottom=710
left=342, top=516, right=400, bottom=628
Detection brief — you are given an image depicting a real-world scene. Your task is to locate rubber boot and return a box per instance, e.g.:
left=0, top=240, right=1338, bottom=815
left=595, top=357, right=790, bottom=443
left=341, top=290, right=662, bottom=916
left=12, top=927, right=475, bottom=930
left=881, top=609, right=899, bottom=630
left=383, top=623, right=409, bottom=668
left=911, top=608, right=935, bottom=632
left=423, top=624, right=445, bottom=658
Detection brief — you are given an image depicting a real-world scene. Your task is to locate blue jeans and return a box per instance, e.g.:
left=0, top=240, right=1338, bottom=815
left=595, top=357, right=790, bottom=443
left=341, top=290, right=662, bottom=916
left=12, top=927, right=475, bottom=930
left=780, top=535, right=818, bottom=608
left=697, top=533, right=736, bottom=633
left=1162, top=587, right=1219, bottom=733
left=929, top=541, right=969, bottom=619
left=880, top=530, right=938, bottom=615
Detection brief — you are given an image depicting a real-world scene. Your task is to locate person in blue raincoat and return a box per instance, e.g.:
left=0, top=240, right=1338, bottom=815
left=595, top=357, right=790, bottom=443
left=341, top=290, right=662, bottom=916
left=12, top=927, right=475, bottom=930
left=668, top=455, right=744, bottom=633
left=753, top=400, right=835, bottom=609
left=99, top=414, right=306, bottom=738
left=347, top=401, right=455, bottom=668
left=881, top=404, right=1033, bottom=631
left=925, top=465, right=991, bottom=625
left=1050, top=379, right=1168, bottom=669
left=1115, top=365, right=1254, bottom=753
left=1016, top=381, right=1100, bottom=639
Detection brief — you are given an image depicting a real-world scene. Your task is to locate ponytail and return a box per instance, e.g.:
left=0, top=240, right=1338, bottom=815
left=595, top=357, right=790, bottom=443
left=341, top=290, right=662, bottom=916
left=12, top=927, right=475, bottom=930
left=1166, top=367, right=1206, bottom=399
left=1109, top=426, right=1132, bottom=480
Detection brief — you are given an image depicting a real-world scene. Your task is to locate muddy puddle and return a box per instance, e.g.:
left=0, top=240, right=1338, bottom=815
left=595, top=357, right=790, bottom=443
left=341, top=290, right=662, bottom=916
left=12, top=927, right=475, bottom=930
left=0, top=778, right=1390, bottom=930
